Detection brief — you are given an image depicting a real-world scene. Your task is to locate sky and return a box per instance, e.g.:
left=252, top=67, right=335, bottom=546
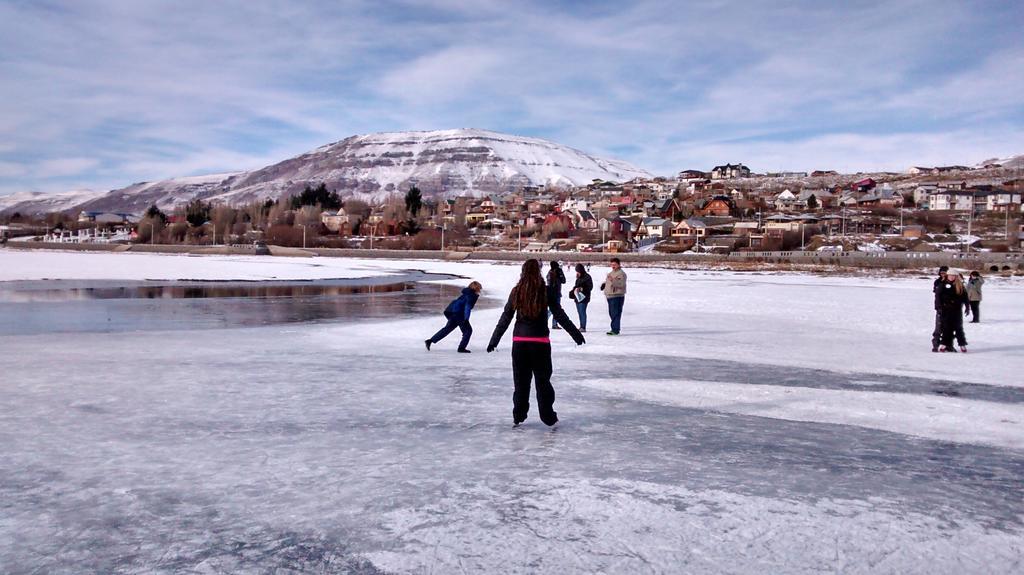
left=0, top=0, right=1022, bottom=196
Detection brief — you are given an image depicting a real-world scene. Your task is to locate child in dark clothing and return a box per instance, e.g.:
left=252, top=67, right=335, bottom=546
left=425, top=281, right=482, bottom=353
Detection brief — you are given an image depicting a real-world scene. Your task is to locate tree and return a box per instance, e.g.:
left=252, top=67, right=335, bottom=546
left=289, top=183, right=341, bottom=210
left=404, top=186, right=423, bottom=216
left=806, top=194, right=819, bottom=210
left=146, top=204, right=167, bottom=222
left=183, top=199, right=211, bottom=228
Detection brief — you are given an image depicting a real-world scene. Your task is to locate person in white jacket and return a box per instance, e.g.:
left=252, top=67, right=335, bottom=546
left=600, top=258, right=627, bottom=335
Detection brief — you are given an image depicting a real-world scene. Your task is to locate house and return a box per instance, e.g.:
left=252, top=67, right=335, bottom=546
left=677, top=169, right=707, bottom=181
left=853, top=178, right=876, bottom=192
left=575, top=210, right=600, bottom=230
left=320, top=209, right=350, bottom=233
left=78, top=211, right=139, bottom=225
left=902, top=225, right=926, bottom=239
left=927, top=190, right=973, bottom=211
left=696, top=195, right=736, bottom=217
left=672, top=217, right=708, bottom=239
left=773, top=189, right=799, bottom=210
left=984, top=190, right=1022, bottom=212
left=797, top=189, right=833, bottom=209
left=857, top=187, right=904, bottom=207
left=599, top=216, right=634, bottom=240
left=811, top=170, right=838, bottom=177
left=710, top=163, right=751, bottom=180
left=635, top=217, right=672, bottom=240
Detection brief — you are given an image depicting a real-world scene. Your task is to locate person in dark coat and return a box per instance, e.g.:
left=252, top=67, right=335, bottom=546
left=546, top=260, right=567, bottom=329
left=425, top=281, right=482, bottom=353
left=568, top=263, right=593, bottom=332
left=488, top=259, right=585, bottom=427
left=937, top=273, right=970, bottom=352
left=931, top=266, right=948, bottom=352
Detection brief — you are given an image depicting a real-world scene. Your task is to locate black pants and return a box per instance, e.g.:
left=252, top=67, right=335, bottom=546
left=940, top=309, right=967, bottom=348
left=969, top=301, right=980, bottom=322
left=931, top=311, right=942, bottom=349
left=511, top=341, right=557, bottom=426
left=429, top=314, right=472, bottom=350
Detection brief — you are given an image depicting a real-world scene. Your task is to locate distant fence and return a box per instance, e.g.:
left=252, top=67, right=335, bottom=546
left=5, top=241, right=1023, bottom=272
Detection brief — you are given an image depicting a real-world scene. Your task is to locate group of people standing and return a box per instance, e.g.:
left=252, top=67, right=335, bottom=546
left=424, top=257, right=629, bottom=426
left=931, top=265, right=985, bottom=353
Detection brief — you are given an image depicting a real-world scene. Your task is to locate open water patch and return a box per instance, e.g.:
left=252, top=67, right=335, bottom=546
left=0, top=271, right=474, bottom=335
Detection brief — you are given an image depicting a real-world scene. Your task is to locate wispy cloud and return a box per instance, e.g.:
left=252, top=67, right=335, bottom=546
left=0, top=0, right=1021, bottom=196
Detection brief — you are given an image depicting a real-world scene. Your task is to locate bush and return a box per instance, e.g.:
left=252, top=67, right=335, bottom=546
left=266, top=224, right=305, bottom=247
left=411, top=229, right=441, bottom=250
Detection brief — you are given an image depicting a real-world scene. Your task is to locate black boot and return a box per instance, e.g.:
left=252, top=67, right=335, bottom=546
left=424, top=339, right=432, bottom=351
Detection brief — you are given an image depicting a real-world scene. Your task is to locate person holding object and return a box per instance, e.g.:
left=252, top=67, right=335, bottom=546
left=487, top=259, right=585, bottom=427
left=568, top=263, right=593, bottom=332
left=425, top=281, right=482, bottom=353
left=966, top=271, right=984, bottom=323
left=546, top=260, right=566, bottom=329
left=600, top=257, right=627, bottom=335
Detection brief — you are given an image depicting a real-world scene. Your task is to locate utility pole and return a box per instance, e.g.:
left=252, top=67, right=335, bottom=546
left=966, top=192, right=973, bottom=253
left=302, top=224, right=306, bottom=249
left=440, top=222, right=445, bottom=252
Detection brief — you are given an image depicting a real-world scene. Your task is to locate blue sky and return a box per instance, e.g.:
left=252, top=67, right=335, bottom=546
left=1, top=0, right=1022, bottom=195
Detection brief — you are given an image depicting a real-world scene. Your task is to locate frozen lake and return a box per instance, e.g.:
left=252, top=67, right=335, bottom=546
left=1, top=250, right=1022, bottom=574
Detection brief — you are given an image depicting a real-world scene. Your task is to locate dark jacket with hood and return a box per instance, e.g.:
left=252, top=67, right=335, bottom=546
left=547, top=264, right=567, bottom=298
left=444, top=287, right=480, bottom=322
left=570, top=265, right=594, bottom=305
left=488, top=284, right=584, bottom=349
left=936, top=280, right=969, bottom=312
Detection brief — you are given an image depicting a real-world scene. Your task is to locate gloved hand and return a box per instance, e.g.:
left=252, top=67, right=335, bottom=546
left=600, top=283, right=606, bottom=291
left=964, top=308, right=970, bottom=317
left=577, top=336, right=586, bottom=346
left=486, top=345, right=495, bottom=353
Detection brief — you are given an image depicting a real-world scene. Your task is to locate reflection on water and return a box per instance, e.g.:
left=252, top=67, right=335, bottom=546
left=0, top=277, right=470, bottom=335
left=0, top=282, right=421, bottom=302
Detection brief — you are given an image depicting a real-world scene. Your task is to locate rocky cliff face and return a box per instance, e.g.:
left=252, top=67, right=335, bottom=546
left=70, top=129, right=651, bottom=213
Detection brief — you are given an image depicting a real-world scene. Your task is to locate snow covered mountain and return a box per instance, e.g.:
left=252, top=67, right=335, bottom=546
left=7, top=129, right=651, bottom=215
left=0, top=189, right=107, bottom=215
left=975, top=154, right=1024, bottom=169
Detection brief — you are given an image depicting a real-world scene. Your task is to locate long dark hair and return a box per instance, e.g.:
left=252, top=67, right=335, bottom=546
left=511, top=259, right=547, bottom=319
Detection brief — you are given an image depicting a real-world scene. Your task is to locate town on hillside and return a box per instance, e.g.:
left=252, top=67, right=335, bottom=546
left=3, top=162, right=1023, bottom=255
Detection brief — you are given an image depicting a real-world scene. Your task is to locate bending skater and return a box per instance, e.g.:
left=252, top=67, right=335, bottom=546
left=425, top=281, right=482, bottom=353
left=487, top=259, right=585, bottom=427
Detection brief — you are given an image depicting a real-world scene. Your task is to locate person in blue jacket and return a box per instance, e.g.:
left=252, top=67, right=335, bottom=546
left=425, top=281, right=482, bottom=353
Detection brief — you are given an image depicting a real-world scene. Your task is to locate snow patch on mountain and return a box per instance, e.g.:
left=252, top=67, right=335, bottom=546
left=0, top=189, right=106, bottom=215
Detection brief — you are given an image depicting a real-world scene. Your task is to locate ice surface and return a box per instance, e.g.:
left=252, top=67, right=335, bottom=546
left=1, top=249, right=1022, bottom=573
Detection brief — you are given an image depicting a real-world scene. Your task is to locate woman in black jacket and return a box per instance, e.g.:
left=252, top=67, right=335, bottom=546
left=568, top=263, right=593, bottom=332
left=937, top=273, right=970, bottom=352
left=488, top=259, right=585, bottom=426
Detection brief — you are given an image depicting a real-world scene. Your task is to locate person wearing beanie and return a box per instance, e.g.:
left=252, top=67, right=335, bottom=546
left=568, top=263, right=594, bottom=332
left=425, top=281, right=482, bottom=353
